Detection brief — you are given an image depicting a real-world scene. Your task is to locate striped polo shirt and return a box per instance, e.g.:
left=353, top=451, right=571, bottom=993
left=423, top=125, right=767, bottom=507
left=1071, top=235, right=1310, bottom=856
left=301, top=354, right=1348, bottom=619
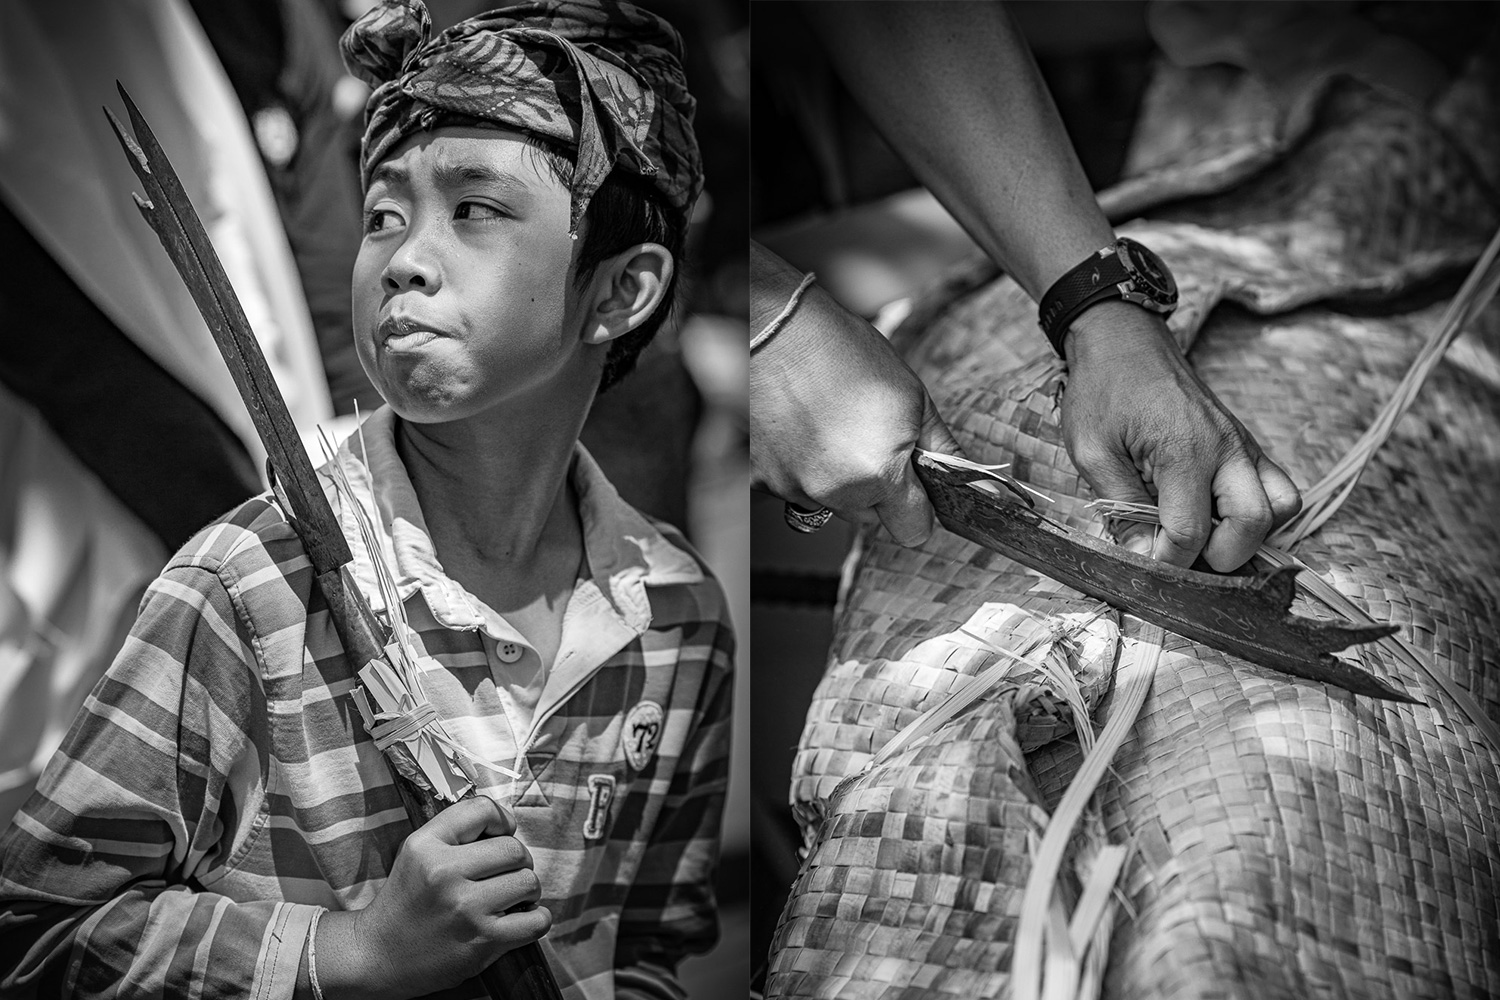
left=0, top=410, right=735, bottom=1000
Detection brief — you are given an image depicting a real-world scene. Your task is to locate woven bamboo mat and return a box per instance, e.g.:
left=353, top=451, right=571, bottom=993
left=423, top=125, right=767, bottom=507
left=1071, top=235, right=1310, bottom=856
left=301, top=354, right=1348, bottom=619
left=777, top=697, right=1046, bottom=1000
left=767, top=50, right=1500, bottom=1000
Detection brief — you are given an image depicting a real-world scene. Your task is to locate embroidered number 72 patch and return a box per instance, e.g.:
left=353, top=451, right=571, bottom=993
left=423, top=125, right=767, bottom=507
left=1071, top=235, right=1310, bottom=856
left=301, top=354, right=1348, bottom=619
left=623, top=700, right=664, bottom=771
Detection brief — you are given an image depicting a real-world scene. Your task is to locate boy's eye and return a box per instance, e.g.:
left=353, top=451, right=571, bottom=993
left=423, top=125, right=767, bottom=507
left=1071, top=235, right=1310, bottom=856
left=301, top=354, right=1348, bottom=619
left=454, top=201, right=507, bottom=221
left=363, top=207, right=403, bottom=233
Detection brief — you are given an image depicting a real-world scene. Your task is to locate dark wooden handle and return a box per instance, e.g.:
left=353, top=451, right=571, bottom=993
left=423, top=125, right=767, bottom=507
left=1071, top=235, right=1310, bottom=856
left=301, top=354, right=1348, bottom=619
left=318, top=569, right=564, bottom=998
left=481, top=944, right=566, bottom=1000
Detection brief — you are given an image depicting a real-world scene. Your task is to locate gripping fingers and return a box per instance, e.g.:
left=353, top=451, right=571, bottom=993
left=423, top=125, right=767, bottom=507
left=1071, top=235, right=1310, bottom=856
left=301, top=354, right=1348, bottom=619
left=1255, top=452, right=1303, bottom=528
left=915, top=391, right=964, bottom=460
left=423, top=794, right=516, bottom=846
left=868, top=390, right=959, bottom=547
left=493, top=867, right=545, bottom=912
left=1202, top=453, right=1275, bottom=571
left=1068, top=440, right=1166, bottom=558
left=1150, top=459, right=1213, bottom=568
left=462, top=834, right=535, bottom=881
left=872, top=459, right=937, bottom=547
left=490, top=903, right=553, bottom=949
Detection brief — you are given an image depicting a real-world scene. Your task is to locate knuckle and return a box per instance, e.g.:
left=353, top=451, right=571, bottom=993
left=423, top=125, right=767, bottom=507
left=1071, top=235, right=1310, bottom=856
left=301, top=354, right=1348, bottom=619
left=496, top=836, right=528, bottom=871
left=1067, top=438, right=1113, bottom=474
left=404, top=826, right=435, bottom=854
left=1161, top=520, right=1209, bottom=550
left=405, top=846, right=440, bottom=883
left=491, top=800, right=517, bottom=834
left=1246, top=504, right=1274, bottom=533
left=1229, top=498, right=1274, bottom=536
left=428, top=857, right=462, bottom=892
left=843, top=451, right=906, bottom=501
left=473, top=793, right=505, bottom=824
left=454, top=891, right=488, bottom=935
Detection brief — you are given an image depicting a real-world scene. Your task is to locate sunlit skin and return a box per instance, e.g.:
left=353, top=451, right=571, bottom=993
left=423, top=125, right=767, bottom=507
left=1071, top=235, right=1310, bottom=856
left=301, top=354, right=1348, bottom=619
left=305, top=125, right=674, bottom=999
left=348, top=125, right=672, bottom=665
left=355, top=126, right=598, bottom=425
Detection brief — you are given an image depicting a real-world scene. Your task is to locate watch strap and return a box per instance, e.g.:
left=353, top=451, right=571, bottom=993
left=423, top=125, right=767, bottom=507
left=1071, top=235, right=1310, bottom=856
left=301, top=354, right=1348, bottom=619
left=1038, top=245, right=1121, bottom=358
left=1038, top=238, right=1178, bottom=360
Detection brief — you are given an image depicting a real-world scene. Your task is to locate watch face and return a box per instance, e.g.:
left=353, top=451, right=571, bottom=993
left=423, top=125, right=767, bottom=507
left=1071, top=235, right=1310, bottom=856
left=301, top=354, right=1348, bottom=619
left=1116, top=239, right=1178, bottom=307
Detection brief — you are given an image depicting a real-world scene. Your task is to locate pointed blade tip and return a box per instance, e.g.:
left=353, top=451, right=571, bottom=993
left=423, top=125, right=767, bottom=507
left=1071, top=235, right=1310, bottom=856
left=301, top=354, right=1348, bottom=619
left=114, top=81, right=158, bottom=152
left=1368, top=680, right=1421, bottom=705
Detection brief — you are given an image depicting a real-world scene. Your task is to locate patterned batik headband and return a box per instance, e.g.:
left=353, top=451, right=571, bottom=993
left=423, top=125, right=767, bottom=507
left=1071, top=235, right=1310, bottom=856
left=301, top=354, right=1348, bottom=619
left=342, top=0, right=702, bottom=236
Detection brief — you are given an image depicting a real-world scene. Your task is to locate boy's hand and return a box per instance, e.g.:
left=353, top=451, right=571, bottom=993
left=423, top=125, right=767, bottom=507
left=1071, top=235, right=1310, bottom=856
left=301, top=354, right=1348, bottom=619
left=318, top=795, right=551, bottom=999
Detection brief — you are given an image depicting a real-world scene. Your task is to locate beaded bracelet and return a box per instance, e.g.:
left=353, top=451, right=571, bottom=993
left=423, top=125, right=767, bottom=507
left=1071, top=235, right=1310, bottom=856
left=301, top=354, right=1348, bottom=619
left=750, top=271, right=816, bottom=352
left=307, top=908, right=326, bottom=1000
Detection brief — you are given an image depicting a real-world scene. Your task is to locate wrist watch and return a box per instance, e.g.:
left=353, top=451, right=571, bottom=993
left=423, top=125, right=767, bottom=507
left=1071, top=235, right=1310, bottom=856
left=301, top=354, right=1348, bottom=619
left=1037, top=238, right=1179, bottom=359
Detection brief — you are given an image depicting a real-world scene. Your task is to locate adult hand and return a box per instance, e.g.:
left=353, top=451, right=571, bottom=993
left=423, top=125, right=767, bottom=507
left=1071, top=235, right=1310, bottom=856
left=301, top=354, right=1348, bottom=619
left=1061, top=302, right=1302, bottom=571
left=751, top=246, right=962, bottom=547
left=315, top=795, right=550, bottom=999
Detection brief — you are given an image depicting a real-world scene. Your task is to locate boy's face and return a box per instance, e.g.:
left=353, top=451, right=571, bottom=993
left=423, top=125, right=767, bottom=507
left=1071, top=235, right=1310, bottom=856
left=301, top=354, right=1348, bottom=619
left=353, top=126, right=593, bottom=423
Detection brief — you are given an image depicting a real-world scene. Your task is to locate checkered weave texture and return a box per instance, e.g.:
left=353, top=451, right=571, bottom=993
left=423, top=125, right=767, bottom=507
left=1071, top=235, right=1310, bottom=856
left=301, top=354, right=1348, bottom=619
left=767, top=63, right=1500, bottom=1000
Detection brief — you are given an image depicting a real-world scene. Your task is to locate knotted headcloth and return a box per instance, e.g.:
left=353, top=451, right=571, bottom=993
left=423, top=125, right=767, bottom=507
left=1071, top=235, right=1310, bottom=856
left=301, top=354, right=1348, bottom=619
left=342, top=0, right=702, bottom=237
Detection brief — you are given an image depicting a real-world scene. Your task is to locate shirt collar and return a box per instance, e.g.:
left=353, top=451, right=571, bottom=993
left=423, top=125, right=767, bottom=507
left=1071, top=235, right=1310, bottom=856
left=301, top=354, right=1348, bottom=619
left=325, top=406, right=703, bottom=638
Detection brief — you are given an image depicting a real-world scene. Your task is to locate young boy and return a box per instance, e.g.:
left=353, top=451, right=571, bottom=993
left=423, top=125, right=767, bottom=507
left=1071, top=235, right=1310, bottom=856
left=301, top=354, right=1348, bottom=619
left=0, top=3, right=732, bottom=999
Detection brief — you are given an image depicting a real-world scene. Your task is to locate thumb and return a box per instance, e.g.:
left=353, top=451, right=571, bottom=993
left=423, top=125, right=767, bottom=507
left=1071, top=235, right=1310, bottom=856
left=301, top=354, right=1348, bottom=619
left=1071, top=438, right=1159, bottom=557
left=872, top=457, right=937, bottom=548
left=1149, top=457, right=1213, bottom=568
left=422, top=794, right=516, bottom=845
left=915, top=392, right=965, bottom=460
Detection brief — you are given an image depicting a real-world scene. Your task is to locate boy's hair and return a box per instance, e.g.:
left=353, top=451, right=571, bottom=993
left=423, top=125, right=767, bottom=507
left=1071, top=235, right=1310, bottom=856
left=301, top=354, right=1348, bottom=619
left=529, top=141, right=687, bottom=394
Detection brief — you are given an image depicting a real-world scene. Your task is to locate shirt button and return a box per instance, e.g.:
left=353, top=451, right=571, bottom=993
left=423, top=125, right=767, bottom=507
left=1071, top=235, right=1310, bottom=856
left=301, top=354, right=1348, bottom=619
left=496, top=641, right=524, bottom=663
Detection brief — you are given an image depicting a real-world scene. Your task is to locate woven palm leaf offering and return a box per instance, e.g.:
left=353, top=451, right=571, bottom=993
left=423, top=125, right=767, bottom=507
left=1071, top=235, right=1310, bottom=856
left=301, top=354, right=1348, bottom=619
left=766, top=28, right=1500, bottom=1000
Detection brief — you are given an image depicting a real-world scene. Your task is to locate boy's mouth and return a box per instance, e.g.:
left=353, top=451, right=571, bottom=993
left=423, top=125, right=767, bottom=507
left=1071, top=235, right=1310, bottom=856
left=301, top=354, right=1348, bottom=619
left=379, top=316, right=443, bottom=350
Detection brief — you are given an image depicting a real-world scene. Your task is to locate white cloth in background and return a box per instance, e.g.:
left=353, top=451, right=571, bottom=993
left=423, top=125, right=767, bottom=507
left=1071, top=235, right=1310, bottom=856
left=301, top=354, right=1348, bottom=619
left=0, top=0, right=337, bottom=824
left=0, top=387, right=166, bottom=826
left=0, top=0, right=333, bottom=459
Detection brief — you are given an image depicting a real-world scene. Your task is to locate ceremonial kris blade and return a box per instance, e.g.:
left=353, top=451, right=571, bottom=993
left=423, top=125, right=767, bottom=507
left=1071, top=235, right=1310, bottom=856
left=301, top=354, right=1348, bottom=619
left=105, top=84, right=562, bottom=1000
left=913, top=454, right=1413, bottom=702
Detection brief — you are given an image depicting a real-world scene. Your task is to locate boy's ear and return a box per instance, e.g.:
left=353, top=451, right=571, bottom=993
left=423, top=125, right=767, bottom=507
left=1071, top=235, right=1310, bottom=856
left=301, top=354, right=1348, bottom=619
left=581, top=243, right=674, bottom=345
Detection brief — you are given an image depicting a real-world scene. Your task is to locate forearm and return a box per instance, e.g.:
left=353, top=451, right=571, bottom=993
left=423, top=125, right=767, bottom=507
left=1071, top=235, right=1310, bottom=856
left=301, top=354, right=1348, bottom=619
left=0, top=888, right=316, bottom=1000
left=0, top=564, right=313, bottom=1000
left=751, top=240, right=814, bottom=332
left=802, top=2, right=1115, bottom=300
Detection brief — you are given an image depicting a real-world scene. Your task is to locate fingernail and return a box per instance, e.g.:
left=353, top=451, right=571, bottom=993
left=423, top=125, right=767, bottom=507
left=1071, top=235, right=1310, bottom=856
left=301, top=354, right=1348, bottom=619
left=898, top=525, right=933, bottom=548
left=1116, top=523, right=1155, bottom=557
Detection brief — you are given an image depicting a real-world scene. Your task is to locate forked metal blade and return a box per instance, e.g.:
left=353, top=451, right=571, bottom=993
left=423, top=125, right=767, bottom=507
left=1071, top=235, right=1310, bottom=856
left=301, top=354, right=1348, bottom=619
left=914, top=455, right=1413, bottom=702
left=103, top=84, right=352, bottom=575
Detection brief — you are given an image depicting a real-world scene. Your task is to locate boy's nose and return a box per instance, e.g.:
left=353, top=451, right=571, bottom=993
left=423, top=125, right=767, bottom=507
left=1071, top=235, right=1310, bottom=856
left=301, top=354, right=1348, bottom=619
left=382, top=243, right=442, bottom=293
